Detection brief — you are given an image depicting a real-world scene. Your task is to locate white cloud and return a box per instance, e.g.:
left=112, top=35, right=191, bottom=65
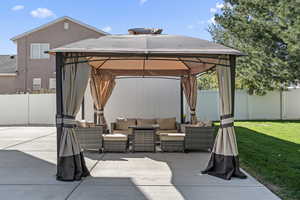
left=30, top=8, right=55, bottom=19
left=216, top=2, right=224, bottom=9
left=102, top=26, right=112, bottom=32
left=140, top=0, right=147, bottom=5
left=210, top=8, right=217, bottom=13
left=11, top=5, right=24, bottom=11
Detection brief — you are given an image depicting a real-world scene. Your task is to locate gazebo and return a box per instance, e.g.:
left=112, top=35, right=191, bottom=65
left=48, top=28, right=247, bottom=181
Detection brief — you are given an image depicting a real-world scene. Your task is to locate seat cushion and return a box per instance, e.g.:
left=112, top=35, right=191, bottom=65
left=160, top=133, right=185, bottom=141
left=156, top=129, right=178, bottom=136
left=76, top=120, right=87, bottom=128
left=181, top=122, right=206, bottom=132
left=137, top=118, right=156, bottom=126
left=103, top=134, right=128, bottom=141
left=203, top=120, right=213, bottom=127
left=157, top=117, right=177, bottom=130
left=115, top=119, right=136, bottom=130
left=112, top=129, right=132, bottom=135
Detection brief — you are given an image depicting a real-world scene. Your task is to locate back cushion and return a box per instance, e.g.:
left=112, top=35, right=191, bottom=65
left=157, top=117, right=177, bottom=130
left=137, top=119, right=156, bottom=126
left=116, top=119, right=136, bottom=130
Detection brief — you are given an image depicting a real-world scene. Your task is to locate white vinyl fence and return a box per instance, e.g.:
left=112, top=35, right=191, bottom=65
left=195, top=89, right=300, bottom=121
left=77, top=78, right=181, bottom=125
left=0, top=86, right=300, bottom=126
left=0, top=93, right=56, bottom=125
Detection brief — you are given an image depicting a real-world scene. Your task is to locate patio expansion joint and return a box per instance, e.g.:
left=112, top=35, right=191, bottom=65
left=88, top=153, right=105, bottom=172
left=64, top=153, right=105, bottom=200
left=81, top=185, right=266, bottom=188
left=64, top=181, right=84, bottom=200
left=0, top=183, right=78, bottom=186
left=1, top=132, right=56, bottom=150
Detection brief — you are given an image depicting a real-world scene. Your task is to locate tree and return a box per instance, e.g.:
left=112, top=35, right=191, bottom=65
left=197, top=72, right=218, bottom=90
left=207, top=0, right=300, bottom=95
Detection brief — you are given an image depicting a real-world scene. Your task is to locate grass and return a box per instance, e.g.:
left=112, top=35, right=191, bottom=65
left=232, top=121, right=300, bottom=200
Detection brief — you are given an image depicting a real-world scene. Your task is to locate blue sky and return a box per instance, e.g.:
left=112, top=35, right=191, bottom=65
left=0, top=0, right=224, bottom=54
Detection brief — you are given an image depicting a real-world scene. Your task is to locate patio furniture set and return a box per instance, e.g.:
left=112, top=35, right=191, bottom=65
left=75, top=117, right=215, bottom=153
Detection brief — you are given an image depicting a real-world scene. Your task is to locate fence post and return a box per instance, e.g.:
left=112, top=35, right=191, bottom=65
left=279, top=90, right=283, bottom=120
left=27, top=92, right=30, bottom=125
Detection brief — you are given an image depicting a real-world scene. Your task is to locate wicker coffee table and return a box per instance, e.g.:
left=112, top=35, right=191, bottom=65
left=130, top=125, right=159, bottom=152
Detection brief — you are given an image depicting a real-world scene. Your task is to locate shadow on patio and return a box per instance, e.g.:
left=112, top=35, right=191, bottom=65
left=0, top=150, right=149, bottom=200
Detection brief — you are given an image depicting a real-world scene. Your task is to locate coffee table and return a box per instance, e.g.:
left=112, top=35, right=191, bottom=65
left=130, top=125, right=159, bottom=152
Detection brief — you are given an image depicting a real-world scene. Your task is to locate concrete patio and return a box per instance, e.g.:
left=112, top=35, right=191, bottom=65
left=0, top=127, right=280, bottom=200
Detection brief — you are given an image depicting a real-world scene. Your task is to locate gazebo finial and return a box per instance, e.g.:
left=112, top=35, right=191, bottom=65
left=128, top=28, right=163, bottom=35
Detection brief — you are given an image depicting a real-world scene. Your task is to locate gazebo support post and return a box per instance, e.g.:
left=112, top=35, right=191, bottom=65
left=93, top=104, right=97, bottom=124
left=230, top=55, right=236, bottom=115
left=81, top=97, right=85, bottom=120
left=180, top=82, right=184, bottom=123
left=55, top=52, right=64, bottom=161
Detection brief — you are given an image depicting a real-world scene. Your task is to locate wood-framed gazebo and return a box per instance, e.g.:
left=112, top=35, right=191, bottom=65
left=48, top=28, right=247, bottom=181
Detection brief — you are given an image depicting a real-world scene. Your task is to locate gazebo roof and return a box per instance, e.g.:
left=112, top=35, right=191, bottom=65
left=49, top=34, right=244, bottom=56
left=49, top=33, right=244, bottom=76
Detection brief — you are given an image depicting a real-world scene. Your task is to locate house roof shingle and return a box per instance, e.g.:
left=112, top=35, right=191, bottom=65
left=0, top=55, right=17, bottom=74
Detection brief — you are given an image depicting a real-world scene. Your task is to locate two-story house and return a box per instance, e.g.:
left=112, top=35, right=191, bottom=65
left=0, top=16, right=108, bottom=94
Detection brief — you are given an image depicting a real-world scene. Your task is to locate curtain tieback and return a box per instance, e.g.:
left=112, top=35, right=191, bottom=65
left=190, top=110, right=196, bottom=115
left=220, top=114, right=234, bottom=128
left=95, top=109, right=104, bottom=114
left=56, top=114, right=77, bottom=128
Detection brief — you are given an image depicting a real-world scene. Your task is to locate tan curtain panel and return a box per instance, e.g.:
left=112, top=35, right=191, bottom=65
left=181, top=75, right=198, bottom=124
left=90, top=68, right=116, bottom=126
left=202, top=58, right=246, bottom=180
left=57, top=57, right=91, bottom=181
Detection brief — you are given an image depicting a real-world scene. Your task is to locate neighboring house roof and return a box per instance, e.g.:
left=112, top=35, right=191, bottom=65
left=10, top=16, right=109, bottom=41
left=0, top=55, right=17, bottom=75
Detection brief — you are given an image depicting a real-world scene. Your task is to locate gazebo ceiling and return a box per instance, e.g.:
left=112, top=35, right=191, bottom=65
left=49, top=33, right=244, bottom=76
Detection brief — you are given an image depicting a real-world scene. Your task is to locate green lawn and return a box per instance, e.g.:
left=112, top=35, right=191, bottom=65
left=233, top=121, right=300, bottom=200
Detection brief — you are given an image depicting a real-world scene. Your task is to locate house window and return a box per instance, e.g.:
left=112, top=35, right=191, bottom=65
left=32, top=78, right=42, bottom=90
left=30, top=43, right=49, bottom=59
left=49, top=78, right=56, bottom=90
left=64, top=22, right=69, bottom=30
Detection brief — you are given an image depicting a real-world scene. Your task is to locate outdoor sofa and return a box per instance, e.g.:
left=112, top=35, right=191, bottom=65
left=111, top=117, right=180, bottom=141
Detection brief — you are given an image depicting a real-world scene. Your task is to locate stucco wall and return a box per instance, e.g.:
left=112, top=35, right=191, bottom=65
left=0, top=76, right=17, bottom=94
left=15, top=19, right=104, bottom=92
